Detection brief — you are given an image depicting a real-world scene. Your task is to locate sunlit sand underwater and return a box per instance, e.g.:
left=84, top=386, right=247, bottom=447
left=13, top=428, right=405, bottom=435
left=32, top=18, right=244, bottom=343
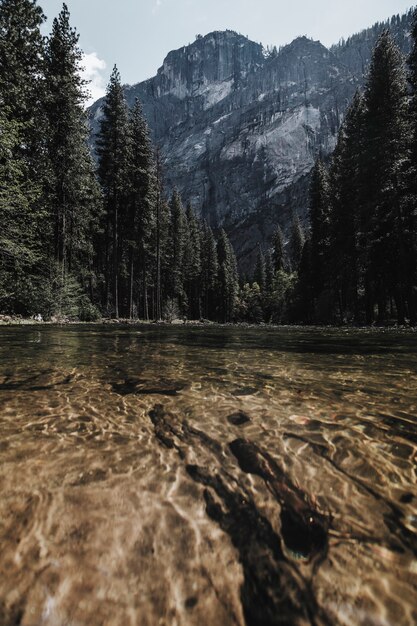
left=0, top=325, right=416, bottom=625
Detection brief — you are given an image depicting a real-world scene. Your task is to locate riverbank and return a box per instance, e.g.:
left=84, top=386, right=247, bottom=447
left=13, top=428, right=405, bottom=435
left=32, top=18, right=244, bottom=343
left=1, top=314, right=417, bottom=332
left=0, top=314, right=212, bottom=326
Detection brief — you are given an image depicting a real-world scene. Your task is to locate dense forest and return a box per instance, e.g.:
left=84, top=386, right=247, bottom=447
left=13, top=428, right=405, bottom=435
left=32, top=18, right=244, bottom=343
left=301, top=27, right=417, bottom=326
left=1, top=0, right=417, bottom=325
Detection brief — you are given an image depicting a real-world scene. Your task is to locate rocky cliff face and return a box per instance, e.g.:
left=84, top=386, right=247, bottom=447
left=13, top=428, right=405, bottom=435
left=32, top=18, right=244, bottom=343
left=89, top=11, right=414, bottom=268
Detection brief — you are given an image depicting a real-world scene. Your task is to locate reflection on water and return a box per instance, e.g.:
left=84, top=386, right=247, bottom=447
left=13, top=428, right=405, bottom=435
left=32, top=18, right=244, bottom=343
left=0, top=325, right=416, bottom=625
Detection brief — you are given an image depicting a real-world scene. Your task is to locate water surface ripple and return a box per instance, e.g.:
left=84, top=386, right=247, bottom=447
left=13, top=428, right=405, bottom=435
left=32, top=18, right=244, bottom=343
left=0, top=325, right=416, bottom=625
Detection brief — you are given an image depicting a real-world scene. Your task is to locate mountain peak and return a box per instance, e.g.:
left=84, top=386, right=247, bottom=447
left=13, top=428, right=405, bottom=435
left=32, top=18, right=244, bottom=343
left=194, top=29, right=251, bottom=43
left=281, top=35, right=329, bottom=55
left=165, top=29, right=259, bottom=58
left=154, top=28, right=264, bottom=103
left=159, top=29, right=263, bottom=72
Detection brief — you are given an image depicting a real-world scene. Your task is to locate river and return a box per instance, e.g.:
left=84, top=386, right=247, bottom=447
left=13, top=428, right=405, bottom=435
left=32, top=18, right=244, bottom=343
left=0, top=325, right=416, bottom=625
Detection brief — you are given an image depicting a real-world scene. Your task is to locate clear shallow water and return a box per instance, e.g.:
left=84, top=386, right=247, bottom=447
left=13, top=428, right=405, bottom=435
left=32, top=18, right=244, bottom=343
left=0, top=325, right=416, bottom=626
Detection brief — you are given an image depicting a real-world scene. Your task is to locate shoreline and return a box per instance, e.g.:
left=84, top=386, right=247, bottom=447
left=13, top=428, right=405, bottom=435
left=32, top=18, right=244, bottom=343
left=0, top=316, right=416, bottom=332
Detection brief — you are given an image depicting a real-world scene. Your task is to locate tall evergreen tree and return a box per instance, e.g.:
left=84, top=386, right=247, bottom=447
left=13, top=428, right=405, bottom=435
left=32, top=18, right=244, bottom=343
left=200, top=222, right=218, bottom=319
left=154, top=148, right=170, bottom=320
left=216, top=229, right=239, bottom=322
left=167, top=189, right=187, bottom=311
left=253, top=246, right=266, bottom=292
left=264, top=251, right=274, bottom=294
left=44, top=4, right=101, bottom=305
left=409, top=10, right=417, bottom=171
left=406, top=9, right=417, bottom=324
left=0, top=107, right=42, bottom=312
left=288, top=213, right=305, bottom=272
left=184, top=203, right=202, bottom=319
left=295, top=238, right=315, bottom=323
left=0, top=0, right=45, bottom=161
left=271, top=226, right=285, bottom=273
left=363, top=31, right=410, bottom=323
left=96, top=65, right=130, bottom=317
left=262, top=249, right=275, bottom=322
left=126, top=99, right=156, bottom=319
left=328, top=91, right=366, bottom=323
left=0, top=0, right=48, bottom=313
left=309, top=158, right=330, bottom=301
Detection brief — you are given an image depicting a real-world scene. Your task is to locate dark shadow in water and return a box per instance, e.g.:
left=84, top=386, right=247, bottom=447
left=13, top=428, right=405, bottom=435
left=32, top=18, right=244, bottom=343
left=229, top=439, right=329, bottom=562
left=227, top=412, right=251, bottom=426
left=149, top=404, right=332, bottom=626
left=0, top=372, right=74, bottom=392
left=187, top=465, right=331, bottom=626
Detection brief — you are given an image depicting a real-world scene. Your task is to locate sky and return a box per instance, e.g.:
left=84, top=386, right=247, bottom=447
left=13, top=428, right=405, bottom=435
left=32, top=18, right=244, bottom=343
left=39, top=0, right=414, bottom=105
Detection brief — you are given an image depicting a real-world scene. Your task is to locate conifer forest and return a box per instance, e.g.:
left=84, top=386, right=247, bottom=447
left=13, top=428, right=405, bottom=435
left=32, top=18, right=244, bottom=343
left=1, top=0, right=417, bottom=326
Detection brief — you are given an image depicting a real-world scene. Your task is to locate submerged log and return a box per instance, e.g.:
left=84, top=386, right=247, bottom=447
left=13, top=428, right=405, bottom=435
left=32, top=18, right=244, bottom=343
left=148, top=404, right=332, bottom=625
left=229, top=438, right=329, bottom=561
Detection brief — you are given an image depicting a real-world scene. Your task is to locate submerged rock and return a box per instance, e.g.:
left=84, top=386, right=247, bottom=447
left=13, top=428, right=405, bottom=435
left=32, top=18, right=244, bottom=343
left=232, top=386, right=258, bottom=397
left=227, top=411, right=251, bottom=426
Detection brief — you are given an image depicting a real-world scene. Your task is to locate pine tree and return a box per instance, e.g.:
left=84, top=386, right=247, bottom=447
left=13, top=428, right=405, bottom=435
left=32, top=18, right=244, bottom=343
left=168, top=189, right=187, bottom=311
left=363, top=31, right=410, bottom=323
left=154, top=148, right=170, bottom=320
left=262, top=250, right=275, bottom=322
left=295, top=238, right=315, bottom=323
left=309, top=158, right=330, bottom=301
left=216, top=229, right=239, bottom=322
left=409, top=11, right=417, bottom=166
left=0, top=0, right=45, bottom=162
left=406, top=9, right=417, bottom=324
left=271, top=226, right=284, bottom=273
left=0, top=0, right=47, bottom=313
left=44, top=4, right=101, bottom=311
left=184, top=203, right=202, bottom=319
left=200, top=222, right=218, bottom=319
left=328, top=91, right=366, bottom=323
left=253, top=246, right=266, bottom=292
left=97, top=65, right=130, bottom=317
left=0, top=108, right=42, bottom=312
left=265, top=251, right=274, bottom=293
left=127, top=99, right=156, bottom=319
left=288, top=213, right=305, bottom=272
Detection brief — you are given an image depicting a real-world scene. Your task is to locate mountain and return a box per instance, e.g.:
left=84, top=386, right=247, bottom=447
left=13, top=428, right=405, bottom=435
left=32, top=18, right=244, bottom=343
left=89, top=10, right=414, bottom=269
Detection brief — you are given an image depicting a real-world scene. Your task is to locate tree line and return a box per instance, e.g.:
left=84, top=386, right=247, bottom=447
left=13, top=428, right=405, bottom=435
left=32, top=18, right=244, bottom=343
left=1, top=0, right=100, bottom=319
left=1, top=1, right=417, bottom=326
left=236, top=21, right=417, bottom=327
left=298, top=25, right=417, bottom=325
left=94, top=66, right=241, bottom=322
left=0, top=0, right=241, bottom=322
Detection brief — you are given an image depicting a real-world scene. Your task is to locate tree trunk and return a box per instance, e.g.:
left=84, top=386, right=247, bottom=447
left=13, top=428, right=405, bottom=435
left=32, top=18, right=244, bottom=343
left=143, top=267, right=149, bottom=321
left=129, top=255, right=134, bottom=319
left=114, top=202, right=119, bottom=319
left=365, top=273, right=374, bottom=325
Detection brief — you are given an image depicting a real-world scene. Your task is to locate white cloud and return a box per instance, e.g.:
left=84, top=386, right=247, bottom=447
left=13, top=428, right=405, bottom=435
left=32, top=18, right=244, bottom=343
left=80, top=52, right=107, bottom=107
left=152, top=0, right=163, bottom=15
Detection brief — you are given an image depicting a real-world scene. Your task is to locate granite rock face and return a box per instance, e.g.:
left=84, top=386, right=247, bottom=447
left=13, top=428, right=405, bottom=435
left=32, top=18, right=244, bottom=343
left=89, top=12, right=413, bottom=268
